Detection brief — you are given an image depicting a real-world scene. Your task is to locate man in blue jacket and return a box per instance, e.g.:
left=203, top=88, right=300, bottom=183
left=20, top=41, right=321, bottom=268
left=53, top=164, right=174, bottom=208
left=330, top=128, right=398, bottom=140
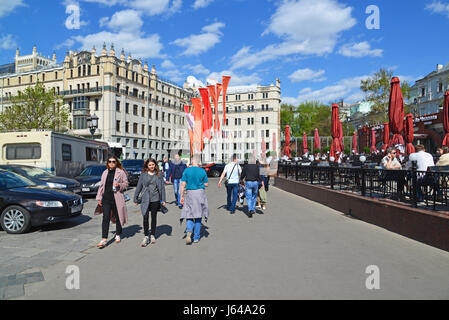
left=170, top=154, right=187, bottom=208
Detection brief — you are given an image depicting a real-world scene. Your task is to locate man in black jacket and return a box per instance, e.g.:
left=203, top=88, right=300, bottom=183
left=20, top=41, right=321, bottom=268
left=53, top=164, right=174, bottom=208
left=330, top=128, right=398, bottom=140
left=170, top=154, right=187, bottom=208
left=240, top=157, right=264, bottom=218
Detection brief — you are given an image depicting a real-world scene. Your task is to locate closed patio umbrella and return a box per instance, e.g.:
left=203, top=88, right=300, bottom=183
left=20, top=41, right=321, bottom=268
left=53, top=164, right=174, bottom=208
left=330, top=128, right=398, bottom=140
left=370, top=128, right=378, bottom=153
left=352, top=131, right=357, bottom=154
left=314, top=128, right=321, bottom=154
left=284, top=125, right=291, bottom=158
left=405, top=114, right=415, bottom=155
left=381, top=122, right=389, bottom=153
left=388, top=77, right=405, bottom=148
left=302, top=132, right=308, bottom=155
left=330, top=104, right=343, bottom=160
left=443, top=92, right=449, bottom=146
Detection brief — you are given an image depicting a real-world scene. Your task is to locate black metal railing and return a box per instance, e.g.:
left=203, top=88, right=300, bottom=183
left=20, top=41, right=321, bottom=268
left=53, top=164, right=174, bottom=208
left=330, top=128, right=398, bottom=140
left=278, top=162, right=449, bottom=211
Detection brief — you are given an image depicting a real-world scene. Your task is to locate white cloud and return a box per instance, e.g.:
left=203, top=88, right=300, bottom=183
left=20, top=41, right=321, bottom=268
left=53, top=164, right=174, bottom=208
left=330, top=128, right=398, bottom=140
left=128, top=0, right=182, bottom=16
left=0, top=34, right=17, bottom=50
left=338, top=41, right=383, bottom=58
left=100, top=9, right=143, bottom=33
left=73, top=31, right=164, bottom=58
left=193, top=0, right=215, bottom=9
left=0, top=0, right=24, bottom=18
left=231, top=0, right=356, bottom=70
left=289, top=68, right=326, bottom=83
left=79, top=0, right=127, bottom=6
left=425, top=1, right=449, bottom=18
left=171, top=22, right=225, bottom=56
left=161, top=59, right=175, bottom=69
left=184, top=64, right=210, bottom=75
left=207, top=70, right=261, bottom=87
left=160, top=69, right=184, bottom=82
left=185, top=75, right=205, bottom=88
left=282, top=75, right=371, bottom=105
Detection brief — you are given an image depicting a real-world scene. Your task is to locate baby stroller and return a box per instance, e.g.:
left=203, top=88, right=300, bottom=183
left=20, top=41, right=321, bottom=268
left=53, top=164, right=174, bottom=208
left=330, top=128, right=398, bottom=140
left=238, top=184, right=246, bottom=204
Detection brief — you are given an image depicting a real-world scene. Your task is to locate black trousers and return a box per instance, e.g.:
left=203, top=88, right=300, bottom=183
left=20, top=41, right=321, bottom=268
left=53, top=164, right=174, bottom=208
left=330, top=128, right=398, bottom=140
left=102, top=199, right=122, bottom=239
left=143, top=202, right=160, bottom=237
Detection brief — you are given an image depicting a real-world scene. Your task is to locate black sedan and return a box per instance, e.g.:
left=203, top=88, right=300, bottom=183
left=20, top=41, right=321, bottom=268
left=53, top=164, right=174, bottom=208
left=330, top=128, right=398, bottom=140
left=74, top=165, right=105, bottom=197
left=0, top=165, right=81, bottom=194
left=122, top=160, right=144, bottom=186
left=0, top=169, right=83, bottom=234
left=202, top=163, right=226, bottom=177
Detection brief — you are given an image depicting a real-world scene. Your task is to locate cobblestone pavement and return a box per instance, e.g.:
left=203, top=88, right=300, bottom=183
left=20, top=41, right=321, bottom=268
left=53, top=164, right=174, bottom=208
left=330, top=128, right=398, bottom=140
left=3, top=180, right=449, bottom=300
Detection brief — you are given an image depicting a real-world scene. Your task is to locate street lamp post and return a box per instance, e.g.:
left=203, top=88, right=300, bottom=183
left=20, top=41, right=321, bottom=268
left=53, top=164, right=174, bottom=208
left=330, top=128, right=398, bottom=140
left=87, top=114, right=99, bottom=140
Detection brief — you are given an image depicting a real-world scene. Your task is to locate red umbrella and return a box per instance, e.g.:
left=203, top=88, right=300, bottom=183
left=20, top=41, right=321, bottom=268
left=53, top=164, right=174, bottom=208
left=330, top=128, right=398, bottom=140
left=381, top=122, right=389, bottom=153
left=352, top=131, right=357, bottom=154
left=302, top=132, right=308, bottom=155
left=314, top=128, right=320, bottom=153
left=284, top=125, right=291, bottom=158
left=443, top=92, right=449, bottom=146
left=370, top=128, right=378, bottom=153
left=405, top=114, right=415, bottom=155
left=388, top=77, right=405, bottom=148
left=330, top=104, right=343, bottom=160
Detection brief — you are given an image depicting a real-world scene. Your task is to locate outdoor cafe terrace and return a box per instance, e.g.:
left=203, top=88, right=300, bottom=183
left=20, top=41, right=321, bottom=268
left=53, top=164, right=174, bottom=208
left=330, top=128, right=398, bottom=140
left=277, top=160, right=449, bottom=213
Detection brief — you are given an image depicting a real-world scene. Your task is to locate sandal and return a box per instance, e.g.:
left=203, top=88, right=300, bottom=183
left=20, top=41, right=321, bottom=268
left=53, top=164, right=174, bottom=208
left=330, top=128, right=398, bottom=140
left=97, top=239, right=107, bottom=249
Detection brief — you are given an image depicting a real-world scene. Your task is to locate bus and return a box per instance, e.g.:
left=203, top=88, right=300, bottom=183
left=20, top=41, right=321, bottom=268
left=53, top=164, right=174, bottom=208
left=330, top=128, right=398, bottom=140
left=0, top=130, right=110, bottom=178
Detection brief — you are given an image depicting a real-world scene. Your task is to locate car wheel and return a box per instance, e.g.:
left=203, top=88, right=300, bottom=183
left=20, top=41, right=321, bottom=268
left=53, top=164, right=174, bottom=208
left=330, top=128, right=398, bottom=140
left=0, top=206, right=31, bottom=234
left=211, top=170, right=220, bottom=178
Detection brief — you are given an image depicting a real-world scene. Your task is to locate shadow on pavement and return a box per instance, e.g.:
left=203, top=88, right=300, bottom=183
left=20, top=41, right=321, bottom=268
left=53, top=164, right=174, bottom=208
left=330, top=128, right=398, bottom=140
left=120, top=224, right=142, bottom=240
left=155, top=224, right=172, bottom=239
left=32, top=215, right=92, bottom=233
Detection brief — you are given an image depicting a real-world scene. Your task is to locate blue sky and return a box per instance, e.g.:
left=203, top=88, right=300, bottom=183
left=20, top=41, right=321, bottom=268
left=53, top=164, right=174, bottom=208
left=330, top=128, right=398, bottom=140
left=0, top=0, right=448, bottom=105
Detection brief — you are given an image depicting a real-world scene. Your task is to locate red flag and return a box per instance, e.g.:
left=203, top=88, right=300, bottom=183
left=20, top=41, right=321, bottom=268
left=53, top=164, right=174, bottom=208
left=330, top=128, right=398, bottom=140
left=208, top=85, right=219, bottom=133
left=191, top=98, right=203, bottom=154
left=222, top=76, right=231, bottom=124
left=284, top=125, right=291, bottom=158
left=199, top=88, right=212, bottom=140
left=216, top=83, right=222, bottom=132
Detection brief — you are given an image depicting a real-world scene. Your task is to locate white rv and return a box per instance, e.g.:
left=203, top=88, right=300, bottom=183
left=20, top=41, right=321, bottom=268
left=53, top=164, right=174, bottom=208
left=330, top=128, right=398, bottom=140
left=0, top=130, right=110, bottom=177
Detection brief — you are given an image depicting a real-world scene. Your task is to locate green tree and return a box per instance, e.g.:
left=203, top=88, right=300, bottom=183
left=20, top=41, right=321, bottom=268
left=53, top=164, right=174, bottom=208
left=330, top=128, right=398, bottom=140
left=360, top=68, right=411, bottom=123
left=0, top=82, right=68, bottom=132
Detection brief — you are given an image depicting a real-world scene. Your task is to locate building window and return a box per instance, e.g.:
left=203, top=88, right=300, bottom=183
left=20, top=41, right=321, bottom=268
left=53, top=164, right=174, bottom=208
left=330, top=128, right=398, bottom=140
left=266, top=130, right=270, bottom=138
left=125, top=122, right=129, bottom=133
left=126, top=103, right=129, bottom=114
left=421, top=87, right=426, bottom=97
left=116, top=120, right=121, bottom=132
left=133, top=139, right=138, bottom=148
left=133, top=105, right=138, bottom=116
left=116, top=101, right=121, bottom=112
left=73, top=116, right=88, bottom=129
left=133, top=123, right=138, bottom=134
left=142, top=124, right=145, bottom=135
left=141, top=107, right=145, bottom=117
left=95, top=99, right=99, bottom=111
left=439, top=82, right=443, bottom=93
left=73, top=96, right=88, bottom=110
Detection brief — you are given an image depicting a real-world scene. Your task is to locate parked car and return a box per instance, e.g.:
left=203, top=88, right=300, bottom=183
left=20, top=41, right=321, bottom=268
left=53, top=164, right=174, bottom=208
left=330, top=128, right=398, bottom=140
left=74, top=165, right=105, bottom=197
left=201, top=163, right=226, bottom=177
left=0, top=169, right=83, bottom=234
left=0, top=165, right=81, bottom=194
left=122, top=160, right=144, bottom=186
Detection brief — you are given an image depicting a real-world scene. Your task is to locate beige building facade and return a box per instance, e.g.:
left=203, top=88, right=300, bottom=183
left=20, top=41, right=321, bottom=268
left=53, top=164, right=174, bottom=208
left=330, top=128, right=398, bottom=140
left=0, top=45, right=193, bottom=160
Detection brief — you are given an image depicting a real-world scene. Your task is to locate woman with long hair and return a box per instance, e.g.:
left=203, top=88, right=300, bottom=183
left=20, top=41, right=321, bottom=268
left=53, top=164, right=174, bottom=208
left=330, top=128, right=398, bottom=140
left=134, top=158, right=166, bottom=247
left=96, top=155, right=129, bottom=249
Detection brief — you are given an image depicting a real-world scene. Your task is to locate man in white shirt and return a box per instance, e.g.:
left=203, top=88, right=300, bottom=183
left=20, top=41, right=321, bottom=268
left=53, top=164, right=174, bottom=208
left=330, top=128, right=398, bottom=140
left=406, top=145, right=435, bottom=171
left=406, top=144, right=435, bottom=201
left=218, top=154, right=242, bottom=214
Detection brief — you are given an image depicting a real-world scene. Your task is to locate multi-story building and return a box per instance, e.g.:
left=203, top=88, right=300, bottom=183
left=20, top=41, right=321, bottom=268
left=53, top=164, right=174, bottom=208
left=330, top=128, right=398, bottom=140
left=412, top=63, right=449, bottom=116
left=0, top=45, right=193, bottom=160
left=198, top=79, right=281, bottom=163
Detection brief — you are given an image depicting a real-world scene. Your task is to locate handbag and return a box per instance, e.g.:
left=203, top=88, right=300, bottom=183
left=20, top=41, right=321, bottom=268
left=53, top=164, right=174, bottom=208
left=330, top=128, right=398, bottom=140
left=136, top=186, right=148, bottom=204
left=225, top=164, right=238, bottom=188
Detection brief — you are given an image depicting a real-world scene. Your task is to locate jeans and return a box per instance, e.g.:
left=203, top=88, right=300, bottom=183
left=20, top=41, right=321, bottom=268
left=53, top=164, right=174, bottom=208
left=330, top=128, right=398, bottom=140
left=102, top=199, right=122, bottom=239
left=173, top=179, right=181, bottom=206
left=245, top=181, right=259, bottom=212
left=186, top=218, right=202, bottom=242
left=226, top=183, right=239, bottom=212
left=143, top=202, right=160, bottom=237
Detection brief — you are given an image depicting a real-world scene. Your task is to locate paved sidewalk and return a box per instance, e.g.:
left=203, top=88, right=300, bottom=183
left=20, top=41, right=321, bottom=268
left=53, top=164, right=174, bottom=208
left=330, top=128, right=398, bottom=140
left=8, top=180, right=449, bottom=299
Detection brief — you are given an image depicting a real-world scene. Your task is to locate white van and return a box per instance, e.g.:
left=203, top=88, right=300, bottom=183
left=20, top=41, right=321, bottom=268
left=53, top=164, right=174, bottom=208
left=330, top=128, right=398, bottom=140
left=0, top=130, right=110, bottom=178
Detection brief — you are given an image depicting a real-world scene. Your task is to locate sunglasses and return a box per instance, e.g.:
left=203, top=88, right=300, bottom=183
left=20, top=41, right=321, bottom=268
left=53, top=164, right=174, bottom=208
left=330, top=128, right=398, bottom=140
left=108, top=160, right=117, bottom=164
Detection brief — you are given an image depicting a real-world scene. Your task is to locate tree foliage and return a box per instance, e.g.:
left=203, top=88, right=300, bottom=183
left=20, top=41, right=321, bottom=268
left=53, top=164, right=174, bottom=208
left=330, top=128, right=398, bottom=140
left=281, top=101, right=353, bottom=138
left=0, top=82, right=68, bottom=132
left=360, top=68, right=411, bottom=123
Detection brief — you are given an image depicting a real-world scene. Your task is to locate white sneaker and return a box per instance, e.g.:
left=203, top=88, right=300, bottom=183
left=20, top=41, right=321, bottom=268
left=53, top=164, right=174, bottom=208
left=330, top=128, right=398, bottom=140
left=150, top=235, right=156, bottom=244
left=256, top=205, right=262, bottom=209
left=141, top=236, right=150, bottom=247
left=186, top=231, right=192, bottom=244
